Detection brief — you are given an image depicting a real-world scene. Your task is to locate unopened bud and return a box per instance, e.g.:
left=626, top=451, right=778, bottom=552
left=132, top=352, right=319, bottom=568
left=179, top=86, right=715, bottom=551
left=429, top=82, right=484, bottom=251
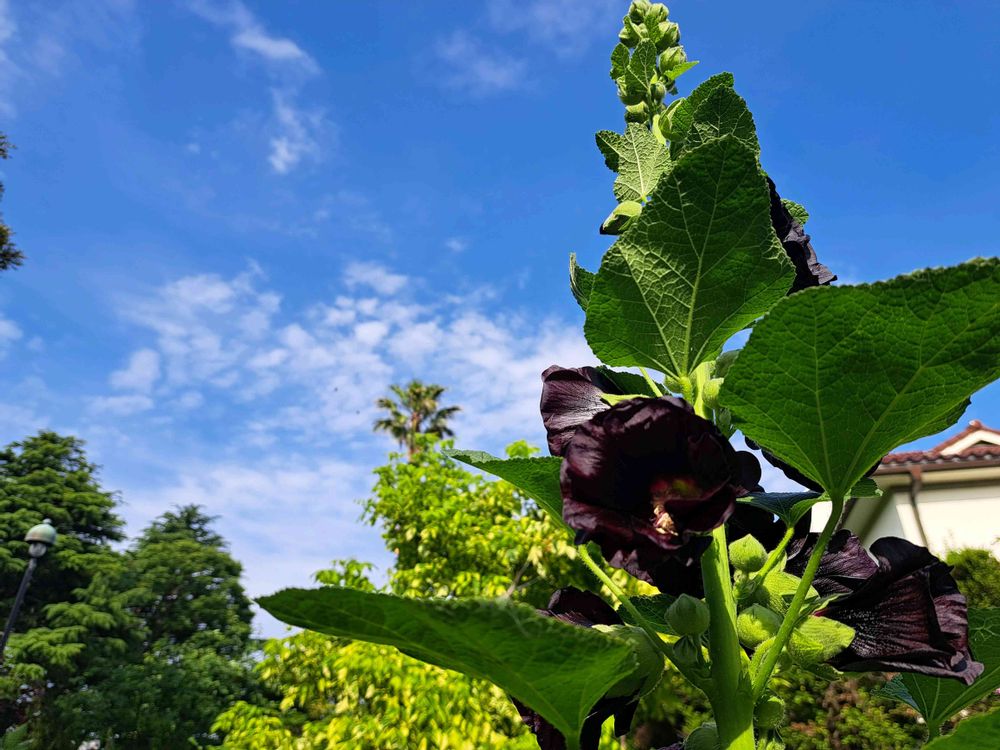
left=660, top=21, right=680, bottom=48
left=600, top=200, right=642, bottom=235
left=659, top=45, right=687, bottom=72
left=650, top=81, right=666, bottom=103
left=628, top=0, right=651, bottom=23
left=666, top=594, right=710, bottom=636
left=729, top=534, right=767, bottom=573
left=648, top=3, right=668, bottom=24
left=736, top=604, right=781, bottom=648
left=758, top=732, right=786, bottom=750
left=619, top=19, right=641, bottom=46
left=755, top=694, right=786, bottom=729
left=592, top=624, right=665, bottom=698
left=624, top=101, right=651, bottom=123
left=684, top=722, right=720, bottom=750
left=618, top=83, right=646, bottom=106
left=671, top=634, right=701, bottom=669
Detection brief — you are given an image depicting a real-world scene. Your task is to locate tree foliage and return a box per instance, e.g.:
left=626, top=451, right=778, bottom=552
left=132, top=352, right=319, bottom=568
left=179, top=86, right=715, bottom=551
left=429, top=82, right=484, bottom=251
left=373, top=381, right=460, bottom=458
left=0, top=133, right=24, bottom=271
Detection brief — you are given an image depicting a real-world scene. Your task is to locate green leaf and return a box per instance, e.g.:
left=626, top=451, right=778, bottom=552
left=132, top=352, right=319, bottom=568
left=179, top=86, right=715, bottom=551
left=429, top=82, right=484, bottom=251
left=610, top=43, right=629, bottom=79
left=738, top=492, right=822, bottom=526
left=260, top=588, right=639, bottom=750
left=595, top=123, right=671, bottom=203
left=569, top=253, right=595, bottom=312
left=584, top=135, right=793, bottom=380
left=669, top=72, right=735, bottom=157
left=892, top=608, right=1000, bottom=732
left=619, top=594, right=678, bottom=635
left=444, top=449, right=565, bottom=526
left=849, top=477, right=882, bottom=498
left=624, top=40, right=657, bottom=95
left=925, top=707, right=1000, bottom=749
left=682, top=84, right=760, bottom=155
left=662, top=60, right=699, bottom=81
left=782, top=199, right=809, bottom=226
left=720, top=260, right=1000, bottom=498
left=600, top=200, right=643, bottom=235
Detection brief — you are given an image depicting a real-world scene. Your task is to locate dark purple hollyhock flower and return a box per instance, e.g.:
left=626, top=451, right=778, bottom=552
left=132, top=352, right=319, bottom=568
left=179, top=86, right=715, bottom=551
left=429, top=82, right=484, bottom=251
left=511, top=588, right=639, bottom=750
left=767, top=176, right=836, bottom=294
left=561, top=397, right=755, bottom=591
left=540, top=365, right=624, bottom=456
left=787, top=535, right=983, bottom=684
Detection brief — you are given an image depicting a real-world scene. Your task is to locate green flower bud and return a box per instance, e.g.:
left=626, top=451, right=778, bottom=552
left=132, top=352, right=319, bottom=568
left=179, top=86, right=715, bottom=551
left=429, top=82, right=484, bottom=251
left=648, top=3, right=669, bottom=24
left=666, top=594, right=710, bottom=636
left=701, top=378, right=723, bottom=408
left=660, top=21, right=680, bottom=48
left=670, top=634, right=702, bottom=670
left=684, top=722, right=720, bottom=750
left=628, top=0, right=651, bottom=23
left=624, top=101, right=651, bottom=123
left=736, top=604, right=782, bottom=648
left=600, top=200, right=642, bottom=235
left=659, top=45, right=687, bottom=72
left=650, top=81, right=666, bottom=103
left=617, top=83, right=646, bottom=106
left=619, top=18, right=641, bottom=46
left=755, top=693, right=786, bottom=729
left=729, top=534, right=768, bottom=573
left=592, top=624, right=665, bottom=697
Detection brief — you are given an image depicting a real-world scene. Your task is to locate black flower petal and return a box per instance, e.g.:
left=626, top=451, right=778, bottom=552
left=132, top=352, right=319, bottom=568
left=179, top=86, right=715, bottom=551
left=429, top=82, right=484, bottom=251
left=767, top=176, right=836, bottom=294
left=511, top=588, right=639, bottom=750
left=540, top=366, right=624, bottom=456
left=796, top=536, right=983, bottom=684
left=786, top=530, right=878, bottom=595
left=561, top=397, right=747, bottom=591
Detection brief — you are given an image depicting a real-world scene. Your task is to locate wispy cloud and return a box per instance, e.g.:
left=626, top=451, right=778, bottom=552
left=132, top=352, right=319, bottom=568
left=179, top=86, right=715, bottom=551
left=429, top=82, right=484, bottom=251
left=110, top=348, right=161, bottom=393
left=487, top=0, right=620, bottom=57
left=184, top=0, right=329, bottom=173
left=445, top=236, right=468, bottom=253
left=434, top=31, right=527, bottom=95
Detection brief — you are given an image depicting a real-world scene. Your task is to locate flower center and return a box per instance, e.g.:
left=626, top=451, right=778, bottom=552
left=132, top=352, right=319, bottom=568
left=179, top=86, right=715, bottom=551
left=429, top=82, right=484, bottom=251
left=651, top=502, right=676, bottom=535
left=649, top=476, right=701, bottom=536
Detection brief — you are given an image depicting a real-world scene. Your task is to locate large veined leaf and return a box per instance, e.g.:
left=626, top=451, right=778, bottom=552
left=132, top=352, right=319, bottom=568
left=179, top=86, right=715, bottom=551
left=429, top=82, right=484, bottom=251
left=738, top=480, right=879, bottom=525
left=668, top=72, right=735, bottom=158
left=596, top=122, right=671, bottom=203
left=924, top=707, right=1000, bottom=749
left=569, top=252, right=596, bottom=312
left=720, top=260, right=1000, bottom=498
left=445, top=449, right=565, bottom=526
left=680, top=83, right=759, bottom=156
left=584, top=135, right=793, bottom=381
left=260, top=588, right=639, bottom=750
left=883, top=609, right=1000, bottom=733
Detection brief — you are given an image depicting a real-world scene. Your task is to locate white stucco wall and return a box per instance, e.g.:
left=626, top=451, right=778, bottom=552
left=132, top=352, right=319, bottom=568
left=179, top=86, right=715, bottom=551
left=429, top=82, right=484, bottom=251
left=910, top=483, right=1000, bottom=557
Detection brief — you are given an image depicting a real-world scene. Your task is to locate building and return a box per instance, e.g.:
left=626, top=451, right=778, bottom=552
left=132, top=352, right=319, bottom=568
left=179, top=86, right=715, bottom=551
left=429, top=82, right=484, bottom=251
left=840, top=420, right=1000, bottom=558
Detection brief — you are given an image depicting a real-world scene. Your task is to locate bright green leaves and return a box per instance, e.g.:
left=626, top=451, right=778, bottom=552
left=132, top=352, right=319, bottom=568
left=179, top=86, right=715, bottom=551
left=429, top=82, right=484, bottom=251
left=721, top=260, right=1000, bottom=498
left=623, top=40, right=658, bottom=102
left=788, top=617, right=855, bottom=666
left=883, top=608, right=1000, bottom=734
left=584, top=135, right=793, bottom=381
left=569, top=253, right=595, bottom=312
left=259, top=588, right=639, bottom=750
left=924, top=708, right=1000, bottom=749
left=782, top=199, right=809, bottom=225
left=677, top=84, right=760, bottom=156
left=596, top=123, right=670, bottom=203
left=666, top=73, right=734, bottom=156
left=444, top=449, right=565, bottom=526
left=738, top=492, right=822, bottom=527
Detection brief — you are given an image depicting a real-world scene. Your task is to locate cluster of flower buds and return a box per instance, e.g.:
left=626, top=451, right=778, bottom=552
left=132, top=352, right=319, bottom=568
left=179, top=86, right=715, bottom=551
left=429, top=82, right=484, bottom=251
left=612, top=1, right=689, bottom=126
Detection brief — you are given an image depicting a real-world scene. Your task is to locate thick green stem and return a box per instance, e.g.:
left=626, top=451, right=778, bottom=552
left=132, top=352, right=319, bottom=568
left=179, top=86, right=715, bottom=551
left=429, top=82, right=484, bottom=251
left=702, top=525, right=756, bottom=750
left=751, top=495, right=845, bottom=699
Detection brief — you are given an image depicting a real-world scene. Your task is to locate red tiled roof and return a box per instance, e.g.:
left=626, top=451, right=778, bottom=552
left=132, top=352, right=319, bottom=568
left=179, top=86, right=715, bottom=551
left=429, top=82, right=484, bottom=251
left=878, top=420, right=1000, bottom=470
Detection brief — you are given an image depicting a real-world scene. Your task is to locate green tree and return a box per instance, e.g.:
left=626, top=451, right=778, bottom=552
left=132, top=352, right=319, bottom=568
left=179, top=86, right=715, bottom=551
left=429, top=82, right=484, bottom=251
left=42, top=505, right=259, bottom=749
left=373, top=381, right=460, bottom=458
left=0, top=432, right=126, bottom=731
left=215, top=438, right=604, bottom=749
left=0, top=133, right=24, bottom=271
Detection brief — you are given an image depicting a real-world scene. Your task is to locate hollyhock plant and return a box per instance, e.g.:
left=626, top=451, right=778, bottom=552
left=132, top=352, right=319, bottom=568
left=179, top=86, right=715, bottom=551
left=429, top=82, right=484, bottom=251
left=260, top=3, right=1000, bottom=749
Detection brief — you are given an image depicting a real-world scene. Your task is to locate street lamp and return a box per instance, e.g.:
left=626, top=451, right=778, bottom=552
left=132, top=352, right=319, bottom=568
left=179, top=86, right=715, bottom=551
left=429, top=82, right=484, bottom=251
left=0, top=519, right=57, bottom=664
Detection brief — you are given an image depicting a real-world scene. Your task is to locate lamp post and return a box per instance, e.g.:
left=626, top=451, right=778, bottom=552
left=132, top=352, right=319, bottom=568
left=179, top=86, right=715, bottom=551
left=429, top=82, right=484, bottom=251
left=0, top=519, right=57, bottom=665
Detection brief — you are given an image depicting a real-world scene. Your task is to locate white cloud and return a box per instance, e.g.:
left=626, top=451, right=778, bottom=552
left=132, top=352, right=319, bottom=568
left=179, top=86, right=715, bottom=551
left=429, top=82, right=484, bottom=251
left=267, top=89, right=326, bottom=174
left=445, top=236, right=468, bottom=253
left=89, top=394, right=155, bottom=416
left=434, top=31, right=527, bottom=95
left=185, top=0, right=317, bottom=73
left=110, top=348, right=161, bottom=393
left=343, top=261, right=408, bottom=296
left=487, top=0, right=619, bottom=57
left=0, top=314, right=22, bottom=349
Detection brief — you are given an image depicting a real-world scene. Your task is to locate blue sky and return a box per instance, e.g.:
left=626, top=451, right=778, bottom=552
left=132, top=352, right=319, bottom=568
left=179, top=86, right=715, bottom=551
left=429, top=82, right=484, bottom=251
left=1, top=0, right=998, bottom=635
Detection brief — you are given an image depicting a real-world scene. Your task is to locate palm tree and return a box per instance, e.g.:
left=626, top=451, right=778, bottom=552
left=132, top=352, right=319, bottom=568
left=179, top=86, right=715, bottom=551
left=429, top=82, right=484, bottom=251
left=373, top=381, right=461, bottom=458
